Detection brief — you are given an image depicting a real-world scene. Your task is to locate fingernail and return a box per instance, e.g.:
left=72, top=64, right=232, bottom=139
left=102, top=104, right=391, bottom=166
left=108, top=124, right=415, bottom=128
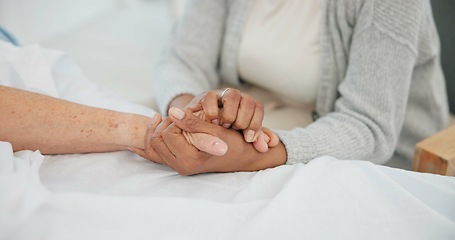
left=212, top=119, right=219, bottom=125
left=169, top=107, right=185, bottom=120
left=222, top=123, right=231, bottom=128
left=246, top=130, right=255, bottom=142
left=212, top=141, right=228, bottom=156
left=264, top=133, right=271, bottom=143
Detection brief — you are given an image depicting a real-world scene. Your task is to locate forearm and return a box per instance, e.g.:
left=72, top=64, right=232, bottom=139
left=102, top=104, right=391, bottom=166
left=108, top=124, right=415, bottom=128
left=0, top=86, right=150, bottom=154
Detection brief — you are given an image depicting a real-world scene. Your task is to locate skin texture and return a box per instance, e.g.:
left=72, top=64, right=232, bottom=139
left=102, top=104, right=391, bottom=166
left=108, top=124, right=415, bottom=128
left=0, top=86, right=226, bottom=156
left=134, top=107, right=286, bottom=176
left=1, top=85, right=285, bottom=175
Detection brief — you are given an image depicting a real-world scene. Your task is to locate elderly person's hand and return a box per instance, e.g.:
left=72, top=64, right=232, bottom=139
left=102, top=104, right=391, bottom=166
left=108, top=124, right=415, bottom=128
left=185, top=88, right=276, bottom=152
left=134, top=107, right=286, bottom=176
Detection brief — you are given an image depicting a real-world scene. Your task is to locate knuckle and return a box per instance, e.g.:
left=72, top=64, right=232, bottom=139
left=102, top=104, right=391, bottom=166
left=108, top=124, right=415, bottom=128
left=229, top=88, right=241, bottom=96
left=201, top=92, right=214, bottom=103
left=241, top=94, right=254, bottom=103
left=222, top=112, right=236, bottom=123
left=224, top=89, right=241, bottom=101
left=233, top=120, right=249, bottom=130
left=250, top=119, right=264, bottom=132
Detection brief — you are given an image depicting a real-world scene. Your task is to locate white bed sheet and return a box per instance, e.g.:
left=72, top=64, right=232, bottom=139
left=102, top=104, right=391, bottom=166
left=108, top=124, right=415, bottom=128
left=1, top=41, right=455, bottom=240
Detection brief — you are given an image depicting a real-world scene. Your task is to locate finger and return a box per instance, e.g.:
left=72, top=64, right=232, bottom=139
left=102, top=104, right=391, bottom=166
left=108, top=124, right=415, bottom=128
left=168, top=107, right=228, bottom=155
left=145, top=113, right=162, bottom=140
left=162, top=123, right=208, bottom=175
left=185, top=132, right=228, bottom=156
left=142, top=113, right=166, bottom=164
left=252, top=130, right=269, bottom=153
left=262, top=127, right=280, bottom=148
left=149, top=117, right=178, bottom=166
left=128, top=146, right=146, bottom=158
left=200, top=91, right=220, bottom=125
left=129, top=146, right=163, bottom=164
left=184, top=93, right=204, bottom=112
left=219, top=88, right=241, bottom=128
left=243, top=102, right=264, bottom=142
left=232, top=94, right=255, bottom=131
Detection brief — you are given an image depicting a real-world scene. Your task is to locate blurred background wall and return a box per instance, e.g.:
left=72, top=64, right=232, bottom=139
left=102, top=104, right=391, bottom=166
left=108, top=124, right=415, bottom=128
left=1, top=0, right=452, bottom=120
left=0, top=0, right=187, bottom=107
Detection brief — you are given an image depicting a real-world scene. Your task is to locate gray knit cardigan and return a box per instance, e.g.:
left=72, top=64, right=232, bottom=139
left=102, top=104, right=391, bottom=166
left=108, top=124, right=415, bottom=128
left=153, top=0, right=449, bottom=168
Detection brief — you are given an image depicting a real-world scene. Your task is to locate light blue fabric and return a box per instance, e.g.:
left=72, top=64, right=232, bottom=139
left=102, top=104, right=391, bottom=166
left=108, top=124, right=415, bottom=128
left=0, top=27, right=19, bottom=46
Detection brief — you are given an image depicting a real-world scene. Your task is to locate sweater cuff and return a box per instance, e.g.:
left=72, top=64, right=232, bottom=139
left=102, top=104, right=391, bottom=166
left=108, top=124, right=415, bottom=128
left=274, top=129, right=319, bottom=165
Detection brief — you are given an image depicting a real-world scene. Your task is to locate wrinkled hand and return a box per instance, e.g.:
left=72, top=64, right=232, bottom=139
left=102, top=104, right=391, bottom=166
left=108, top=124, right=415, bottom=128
left=187, top=88, right=276, bottom=152
left=134, top=107, right=285, bottom=176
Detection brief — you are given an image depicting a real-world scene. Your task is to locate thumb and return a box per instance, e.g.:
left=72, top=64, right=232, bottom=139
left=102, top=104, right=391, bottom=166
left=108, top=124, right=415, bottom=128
left=183, top=132, right=228, bottom=156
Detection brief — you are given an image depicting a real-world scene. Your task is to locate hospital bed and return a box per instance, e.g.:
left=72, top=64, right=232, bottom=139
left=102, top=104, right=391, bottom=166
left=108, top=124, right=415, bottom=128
left=1, top=38, right=455, bottom=239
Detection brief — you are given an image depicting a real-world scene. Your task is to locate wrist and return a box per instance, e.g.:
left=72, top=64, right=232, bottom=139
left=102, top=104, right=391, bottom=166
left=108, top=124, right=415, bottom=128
left=111, top=113, right=151, bottom=150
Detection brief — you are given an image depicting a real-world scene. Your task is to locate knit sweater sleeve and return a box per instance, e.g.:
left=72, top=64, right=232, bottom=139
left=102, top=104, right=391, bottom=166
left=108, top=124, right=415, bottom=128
left=276, top=0, right=428, bottom=165
left=152, top=1, right=227, bottom=115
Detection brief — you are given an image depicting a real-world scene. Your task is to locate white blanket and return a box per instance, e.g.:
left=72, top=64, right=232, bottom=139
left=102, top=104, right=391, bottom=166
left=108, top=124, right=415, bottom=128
left=1, top=41, right=455, bottom=240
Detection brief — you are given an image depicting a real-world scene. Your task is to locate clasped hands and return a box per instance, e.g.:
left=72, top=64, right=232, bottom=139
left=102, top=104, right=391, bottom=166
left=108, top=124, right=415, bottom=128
left=132, top=88, right=287, bottom=175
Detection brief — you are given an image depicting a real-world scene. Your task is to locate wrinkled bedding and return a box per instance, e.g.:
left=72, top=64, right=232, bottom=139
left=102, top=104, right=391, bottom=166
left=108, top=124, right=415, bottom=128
left=1, top=40, right=455, bottom=240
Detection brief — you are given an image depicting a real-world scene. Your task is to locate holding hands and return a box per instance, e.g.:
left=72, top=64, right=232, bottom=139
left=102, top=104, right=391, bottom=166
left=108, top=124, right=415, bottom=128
left=186, top=88, right=276, bottom=152
left=133, top=107, right=286, bottom=175
left=133, top=88, right=286, bottom=175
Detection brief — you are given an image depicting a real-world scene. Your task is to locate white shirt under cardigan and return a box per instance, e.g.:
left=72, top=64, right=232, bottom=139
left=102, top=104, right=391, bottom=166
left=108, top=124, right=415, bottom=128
left=153, top=0, right=449, bottom=169
left=238, top=0, right=320, bottom=128
left=239, top=0, right=320, bottom=106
